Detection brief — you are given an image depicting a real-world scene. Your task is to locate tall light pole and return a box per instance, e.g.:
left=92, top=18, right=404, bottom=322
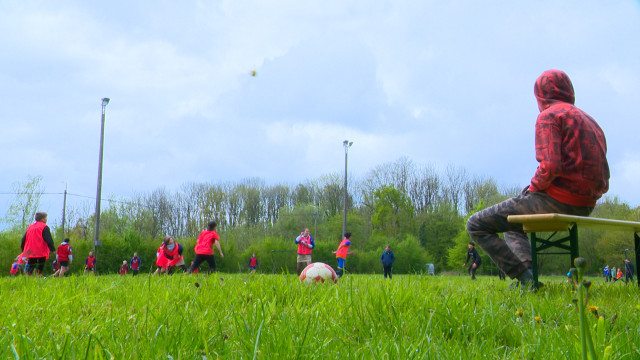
left=61, top=183, right=67, bottom=236
left=93, top=97, right=110, bottom=272
left=342, top=140, right=353, bottom=237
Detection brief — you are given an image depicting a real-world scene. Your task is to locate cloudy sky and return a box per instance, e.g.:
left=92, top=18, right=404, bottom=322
left=1, top=1, right=639, bottom=228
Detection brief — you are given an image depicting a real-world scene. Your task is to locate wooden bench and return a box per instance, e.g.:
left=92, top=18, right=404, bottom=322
left=507, top=213, right=640, bottom=288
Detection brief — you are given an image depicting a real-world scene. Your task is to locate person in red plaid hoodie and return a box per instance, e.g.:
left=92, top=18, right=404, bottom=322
left=466, top=69, right=609, bottom=288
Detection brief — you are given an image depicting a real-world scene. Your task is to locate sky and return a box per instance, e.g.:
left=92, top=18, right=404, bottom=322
left=1, top=0, right=639, bottom=229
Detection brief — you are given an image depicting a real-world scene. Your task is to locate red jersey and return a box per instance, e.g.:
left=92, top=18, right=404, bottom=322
left=131, top=256, right=141, bottom=270
left=335, top=238, right=351, bottom=259
left=296, top=235, right=313, bottom=255
left=120, top=264, right=128, bottom=275
left=56, top=242, right=72, bottom=262
left=162, top=244, right=183, bottom=266
left=530, top=70, right=609, bottom=207
left=249, top=256, right=258, bottom=267
left=194, top=230, right=220, bottom=255
left=86, top=256, right=96, bottom=269
left=22, top=221, right=53, bottom=259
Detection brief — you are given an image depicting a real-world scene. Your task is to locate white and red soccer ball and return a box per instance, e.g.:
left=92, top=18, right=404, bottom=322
left=299, top=262, right=338, bottom=284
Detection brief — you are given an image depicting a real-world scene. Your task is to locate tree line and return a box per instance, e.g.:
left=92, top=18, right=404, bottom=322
left=2, top=158, right=638, bottom=276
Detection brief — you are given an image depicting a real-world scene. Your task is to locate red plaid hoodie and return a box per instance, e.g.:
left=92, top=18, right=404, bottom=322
left=529, top=70, right=609, bottom=207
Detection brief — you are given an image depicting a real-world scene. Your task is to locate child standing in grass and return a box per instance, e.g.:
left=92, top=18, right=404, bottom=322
left=84, top=252, right=96, bottom=274
left=120, top=260, right=128, bottom=275
left=332, top=232, right=352, bottom=278
left=248, top=253, right=258, bottom=274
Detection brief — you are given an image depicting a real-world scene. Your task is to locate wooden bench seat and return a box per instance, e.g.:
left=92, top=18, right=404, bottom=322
left=507, top=213, right=640, bottom=287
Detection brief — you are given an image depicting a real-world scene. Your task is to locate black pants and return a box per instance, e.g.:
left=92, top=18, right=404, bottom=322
left=189, top=254, right=216, bottom=273
left=26, top=257, right=46, bottom=275
left=383, top=265, right=393, bottom=279
left=468, top=263, right=479, bottom=279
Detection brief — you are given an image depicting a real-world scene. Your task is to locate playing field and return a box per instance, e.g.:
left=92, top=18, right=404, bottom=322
left=1, top=273, right=638, bottom=359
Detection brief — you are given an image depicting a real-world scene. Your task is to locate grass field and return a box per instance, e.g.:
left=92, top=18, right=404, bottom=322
left=1, top=273, right=638, bottom=359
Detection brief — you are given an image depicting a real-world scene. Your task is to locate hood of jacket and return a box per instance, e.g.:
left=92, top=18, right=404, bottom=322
left=534, top=69, right=575, bottom=112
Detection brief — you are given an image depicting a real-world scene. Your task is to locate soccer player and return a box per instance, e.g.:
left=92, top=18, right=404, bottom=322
left=54, top=238, right=73, bottom=277
left=332, top=232, right=352, bottom=278
left=120, top=260, right=128, bottom=275
left=155, top=236, right=187, bottom=274
left=21, top=212, right=56, bottom=276
left=188, top=221, right=224, bottom=273
left=10, top=255, right=23, bottom=276
left=295, top=228, right=314, bottom=275
left=84, top=252, right=96, bottom=274
left=466, top=70, right=609, bottom=288
left=248, top=253, right=258, bottom=274
left=462, top=242, right=482, bottom=280
left=130, top=252, right=141, bottom=276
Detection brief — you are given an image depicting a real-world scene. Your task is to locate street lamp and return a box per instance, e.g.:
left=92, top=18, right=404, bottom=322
left=93, top=97, right=110, bottom=272
left=342, top=140, right=353, bottom=236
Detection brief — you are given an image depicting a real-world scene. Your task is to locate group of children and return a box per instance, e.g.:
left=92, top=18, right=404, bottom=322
left=12, top=218, right=399, bottom=278
left=603, top=260, right=635, bottom=284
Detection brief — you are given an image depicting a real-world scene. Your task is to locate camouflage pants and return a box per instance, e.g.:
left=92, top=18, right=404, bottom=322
left=466, top=188, right=592, bottom=279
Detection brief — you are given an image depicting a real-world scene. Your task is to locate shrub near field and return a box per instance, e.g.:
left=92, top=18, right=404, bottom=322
left=1, top=274, right=639, bottom=359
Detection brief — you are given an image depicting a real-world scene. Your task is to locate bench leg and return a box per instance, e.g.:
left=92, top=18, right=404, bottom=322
left=530, top=232, right=538, bottom=288
left=569, top=224, right=579, bottom=267
left=635, top=232, right=639, bottom=288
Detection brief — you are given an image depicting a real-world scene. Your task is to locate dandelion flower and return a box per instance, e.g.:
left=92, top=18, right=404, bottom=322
left=587, top=305, right=599, bottom=317
left=535, top=316, right=541, bottom=323
left=516, top=308, right=523, bottom=317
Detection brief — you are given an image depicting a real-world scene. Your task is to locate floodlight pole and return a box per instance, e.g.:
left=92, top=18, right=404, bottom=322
left=342, top=140, right=353, bottom=237
left=93, top=97, right=110, bottom=273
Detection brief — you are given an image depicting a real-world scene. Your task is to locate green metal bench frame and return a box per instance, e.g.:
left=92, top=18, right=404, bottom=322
left=507, top=213, right=640, bottom=288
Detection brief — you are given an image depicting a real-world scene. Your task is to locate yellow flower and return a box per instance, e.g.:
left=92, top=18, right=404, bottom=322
left=516, top=308, right=523, bottom=317
left=587, top=306, right=599, bottom=317
left=535, top=316, right=541, bottom=323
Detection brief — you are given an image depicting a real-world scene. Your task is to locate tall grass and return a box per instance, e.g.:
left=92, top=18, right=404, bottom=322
left=0, top=274, right=638, bottom=359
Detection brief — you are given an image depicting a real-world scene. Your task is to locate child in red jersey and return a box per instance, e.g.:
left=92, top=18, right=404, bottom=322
left=120, top=260, right=128, bottom=275
left=187, top=221, right=224, bottom=274
left=54, top=238, right=73, bottom=277
left=248, top=253, right=258, bottom=274
left=84, top=252, right=96, bottom=274
left=332, top=232, right=353, bottom=278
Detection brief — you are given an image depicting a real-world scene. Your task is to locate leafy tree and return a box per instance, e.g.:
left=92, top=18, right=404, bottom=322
left=371, top=185, right=414, bottom=238
left=420, top=202, right=463, bottom=270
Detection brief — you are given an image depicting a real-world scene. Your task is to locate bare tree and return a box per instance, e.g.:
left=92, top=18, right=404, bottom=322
left=3, top=175, right=44, bottom=230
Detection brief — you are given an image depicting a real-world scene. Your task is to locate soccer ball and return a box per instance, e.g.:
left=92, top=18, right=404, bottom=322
left=299, top=262, right=338, bottom=284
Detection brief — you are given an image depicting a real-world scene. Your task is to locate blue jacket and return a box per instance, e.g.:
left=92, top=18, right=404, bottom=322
left=380, top=250, right=395, bottom=266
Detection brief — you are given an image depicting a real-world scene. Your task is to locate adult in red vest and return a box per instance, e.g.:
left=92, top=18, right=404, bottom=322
left=188, top=221, right=224, bottom=273
left=84, top=252, right=96, bottom=274
left=21, top=212, right=56, bottom=276
left=130, top=252, right=141, bottom=276
left=54, top=238, right=73, bottom=277
left=295, top=228, right=315, bottom=275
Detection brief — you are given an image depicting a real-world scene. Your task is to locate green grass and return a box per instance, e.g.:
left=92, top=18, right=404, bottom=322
left=1, top=273, right=638, bottom=359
